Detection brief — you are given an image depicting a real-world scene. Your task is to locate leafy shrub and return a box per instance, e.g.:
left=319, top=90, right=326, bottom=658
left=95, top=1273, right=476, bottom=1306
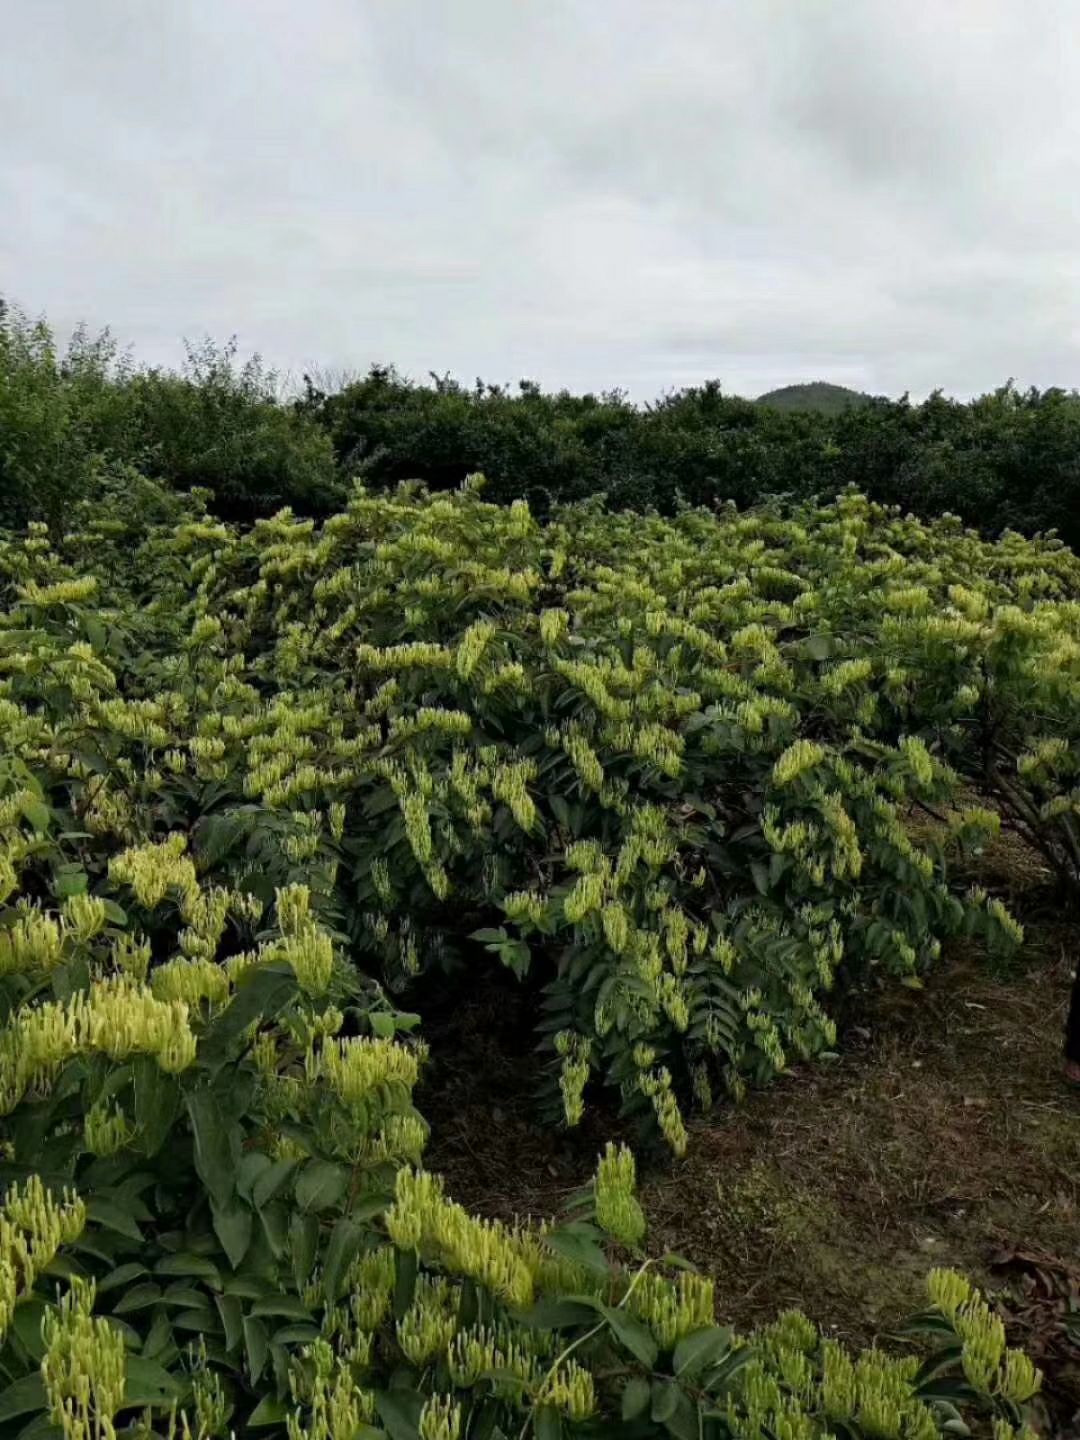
left=0, top=478, right=1062, bottom=1437
left=0, top=954, right=1044, bottom=1440
left=0, top=304, right=132, bottom=531
left=119, top=341, right=342, bottom=521
left=0, top=482, right=1047, bottom=1153
left=0, top=305, right=340, bottom=530
left=0, top=856, right=1043, bottom=1438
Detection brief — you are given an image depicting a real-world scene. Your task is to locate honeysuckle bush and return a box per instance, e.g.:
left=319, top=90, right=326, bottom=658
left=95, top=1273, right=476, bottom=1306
left=5, top=480, right=1079, bottom=1154
left=0, top=902, right=1047, bottom=1440
left=0, top=847, right=1043, bottom=1440
left=0, top=478, right=1061, bottom=1437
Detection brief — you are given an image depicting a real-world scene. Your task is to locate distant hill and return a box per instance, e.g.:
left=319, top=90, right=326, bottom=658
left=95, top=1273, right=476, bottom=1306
left=756, top=382, right=873, bottom=415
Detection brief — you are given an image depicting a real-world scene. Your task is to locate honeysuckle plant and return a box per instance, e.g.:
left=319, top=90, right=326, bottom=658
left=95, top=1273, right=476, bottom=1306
left=0, top=480, right=1056, bottom=1437
left=0, top=481, right=1063, bottom=1153
left=0, top=828, right=1043, bottom=1438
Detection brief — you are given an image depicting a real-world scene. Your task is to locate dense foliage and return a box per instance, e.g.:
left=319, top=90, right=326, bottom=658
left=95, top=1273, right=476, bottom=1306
left=5, top=300, right=1080, bottom=546
left=0, top=306, right=340, bottom=531
left=0, top=474, right=1069, bottom=1436
left=305, top=372, right=1080, bottom=546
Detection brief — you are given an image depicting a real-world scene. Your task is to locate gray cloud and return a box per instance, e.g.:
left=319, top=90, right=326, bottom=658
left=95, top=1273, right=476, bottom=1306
left=3, top=0, right=1079, bottom=398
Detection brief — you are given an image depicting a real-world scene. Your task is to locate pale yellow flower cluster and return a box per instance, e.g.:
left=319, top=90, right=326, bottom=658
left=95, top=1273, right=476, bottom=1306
left=0, top=1176, right=85, bottom=1339
left=41, top=1277, right=125, bottom=1440
left=928, top=1269, right=1041, bottom=1403
left=386, top=1168, right=534, bottom=1309
left=593, top=1141, right=645, bottom=1247
left=0, top=976, right=196, bottom=1113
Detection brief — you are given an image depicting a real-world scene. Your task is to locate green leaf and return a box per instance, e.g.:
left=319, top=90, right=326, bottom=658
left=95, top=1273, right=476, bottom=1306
left=154, top=1254, right=221, bottom=1285
left=97, top=1262, right=149, bottom=1294
left=114, top=1283, right=164, bottom=1314
left=375, top=1389, right=425, bottom=1440
left=322, top=1216, right=366, bottom=1303
left=941, top=1420, right=972, bottom=1437
left=249, top=1295, right=314, bottom=1321
left=173, top=1309, right=223, bottom=1333
left=199, top=963, right=296, bottom=1069
left=0, top=1373, right=46, bottom=1422
left=71, top=1234, right=119, bottom=1267
left=185, top=1090, right=237, bottom=1211
left=916, top=1377, right=981, bottom=1406
left=470, top=927, right=507, bottom=945
left=212, top=1199, right=253, bottom=1269
left=251, top=1158, right=298, bottom=1211
left=702, top=1344, right=756, bottom=1395
left=40, top=1254, right=83, bottom=1282
left=248, top=1396, right=289, bottom=1427
left=221, top=1276, right=272, bottom=1299
left=258, top=1202, right=288, bottom=1259
left=18, top=795, right=50, bottom=831
left=12, top=1299, right=48, bottom=1362
left=134, top=1057, right=180, bottom=1156
left=535, top=1406, right=562, bottom=1440
left=913, top=1342, right=965, bottom=1388
left=86, top=1197, right=143, bottom=1242
left=295, top=1159, right=348, bottom=1213
left=542, top=1226, right=609, bottom=1276
left=81, top=613, right=107, bottom=650
left=621, top=1377, right=651, bottom=1421
left=162, top=1285, right=210, bottom=1309
left=141, top=1310, right=173, bottom=1360
left=900, top=1312, right=962, bottom=1338
left=514, top=1296, right=599, bottom=1329
left=349, top=1191, right=394, bottom=1223
left=236, top=1151, right=273, bottom=1200
left=673, top=1327, right=732, bottom=1380
left=768, top=852, right=790, bottom=889
left=108, top=1316, right=143, bottom=1350
left=651, top=1380, right=680, bottom=1424
left=215, top=1293, right=243, bottom=1353
left=599, top=1304, right=658, bottom=1368
left=212, top=1065, right=257, bottom=1124
left=12, top=1410, right=60, bottom=1440
left=369, top=1012, right=396, bottom=1039
left=660, top=1386, right=700, bottom=1440
left=498, top=938, right=531, bottom=979
left=290, top=1210, right=319, bottom=1289
left=53, top=864, right=87, bottom=899
left=123, top=1356, right=182, bottom=1406
left=272, top=1323, right=322, bottom=1344
left=549, top=795, right=572, bottom=831
left=243, top=1315, right=269, bottom=1382
left=658, top=1252, right=699, bottom=1273
left=393, top=1246, right=417, bottom=1319
left=270, top=1340, right=291, bottom=1397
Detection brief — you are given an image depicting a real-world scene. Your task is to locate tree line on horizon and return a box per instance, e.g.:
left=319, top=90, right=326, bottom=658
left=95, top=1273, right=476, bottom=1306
left=3, top=297, right=1080, bottom=545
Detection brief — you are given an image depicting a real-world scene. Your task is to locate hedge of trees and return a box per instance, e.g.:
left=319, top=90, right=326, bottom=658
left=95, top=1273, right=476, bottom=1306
left=4, top=299, right=1080, bottom=544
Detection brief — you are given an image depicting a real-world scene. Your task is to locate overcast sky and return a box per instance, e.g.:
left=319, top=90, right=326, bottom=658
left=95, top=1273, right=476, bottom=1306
left=4, top=1, right=1080, bottom=400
